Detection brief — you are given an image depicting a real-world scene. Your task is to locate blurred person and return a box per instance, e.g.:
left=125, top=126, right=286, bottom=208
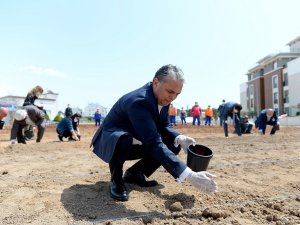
left=23, top=85, right=44, bottom=108
left=23, top=85, right=44, bottom=140
left=94, top=109, right=101, bottom=126
left=217, top=99, right=226, bottom=126
left=180, top=107, right=187, bottom=125
left=71, top=113, right=82, bottom=140
left=220, top=102, right=242, bottom=138
left=65, top=104, right=73, bottom=117
left=168, top=104, right=177, bottom=126
left=240, top=115, right=253, bottom=134
left=10, top=105, right=46, bottom=144
left=255, top=109, right=280, bottom=135
left=204, top=105, right=213, bottom=126
left=0, top=107, right=9, bottom=130
left=191, top=101, right=202, bottom=126
left=91, top=64, right=217, bottom=201
left=56, top=113, right=79, bottom=142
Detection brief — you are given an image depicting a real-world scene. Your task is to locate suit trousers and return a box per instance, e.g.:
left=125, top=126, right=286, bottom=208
left=223, top=113, right=242, bottom=137
left=109, top=134, right=181, bottom=183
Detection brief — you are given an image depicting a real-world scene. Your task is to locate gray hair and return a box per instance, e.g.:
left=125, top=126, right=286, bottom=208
left=153, top=64, right=185, bottom=83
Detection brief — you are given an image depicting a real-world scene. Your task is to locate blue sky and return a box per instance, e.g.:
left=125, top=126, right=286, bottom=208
left=1, top=0, right=300, bottom=112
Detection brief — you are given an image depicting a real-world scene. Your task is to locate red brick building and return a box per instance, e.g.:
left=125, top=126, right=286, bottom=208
left=244, top=36, right=300, bottom=116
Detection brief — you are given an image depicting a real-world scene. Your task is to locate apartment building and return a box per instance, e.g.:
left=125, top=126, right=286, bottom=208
left=242, top=36, right=300, bottom=116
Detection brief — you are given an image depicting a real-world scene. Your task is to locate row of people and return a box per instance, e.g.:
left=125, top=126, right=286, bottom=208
left=9, top=105, right=82, bottom=144
left=220, top=102, right=281, bottom=138
left=168, top=104, right=214, bottom=126
left=168, top=101, right=280, bottom=137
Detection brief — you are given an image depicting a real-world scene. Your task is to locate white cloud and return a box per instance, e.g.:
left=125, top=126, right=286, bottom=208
left=19, top=65, right=67, bottom=78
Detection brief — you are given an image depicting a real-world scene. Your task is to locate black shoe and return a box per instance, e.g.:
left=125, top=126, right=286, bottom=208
left=123, top=171, right=158, bottom=187
left=58, top=135, right=63, bottom=141
left=110, top=180, right=128, bottom=201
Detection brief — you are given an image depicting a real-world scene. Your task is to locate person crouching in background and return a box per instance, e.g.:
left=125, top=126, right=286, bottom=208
left=56, top=111, right=79, bottom=142
left=71, top=113, right=81, bottom=140
left=10, top=105, right=46, bottom=144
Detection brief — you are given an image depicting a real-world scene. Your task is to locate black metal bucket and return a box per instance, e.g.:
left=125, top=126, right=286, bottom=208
left=187, top=144, right=213, bottom=172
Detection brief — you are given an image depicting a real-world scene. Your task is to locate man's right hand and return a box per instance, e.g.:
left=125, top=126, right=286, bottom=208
left=186, top=171, right=217, bottom=194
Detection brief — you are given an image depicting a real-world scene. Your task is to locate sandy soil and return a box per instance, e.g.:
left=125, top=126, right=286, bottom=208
left=0, top=124, right=300, bottom=225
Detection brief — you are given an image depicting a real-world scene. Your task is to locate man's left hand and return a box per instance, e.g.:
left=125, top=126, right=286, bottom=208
left=176, top=135, right=196, bottom=154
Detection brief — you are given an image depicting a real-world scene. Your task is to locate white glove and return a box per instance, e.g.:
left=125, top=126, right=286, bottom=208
left=176, top=135, right=196, bottom=154
left=186, top=171, right=217, bottom=194
left=224, top=120, right=228, bottom=124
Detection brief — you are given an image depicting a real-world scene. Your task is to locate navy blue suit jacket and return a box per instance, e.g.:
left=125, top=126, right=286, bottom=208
left=91, top=82, right=187, bottom=178
left=255, top=109, right=278, bottom=132
left=220, top=102, right=240, bottom=119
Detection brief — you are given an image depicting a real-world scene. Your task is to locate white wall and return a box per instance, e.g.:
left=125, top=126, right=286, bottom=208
left=280, top=116, right=300, bottom=126
left=287, top=57, right=300, bottom=116
left=240, top=82, right=248, bottom=112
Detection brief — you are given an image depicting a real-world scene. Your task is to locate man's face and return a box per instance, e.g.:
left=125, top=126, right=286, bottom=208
left=153, top=77, right=183, bottom=106
left=267, top=110, right=274, bottom=117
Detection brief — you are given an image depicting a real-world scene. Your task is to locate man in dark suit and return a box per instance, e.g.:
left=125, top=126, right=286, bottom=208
left=255, top=109, right=279, bottom=135
left=91, top=64, right=217, bottom=201
left=220, top=102, right=243, bottom=138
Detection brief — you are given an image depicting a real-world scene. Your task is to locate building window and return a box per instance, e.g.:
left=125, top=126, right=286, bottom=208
left=283, top=73, right=288, bottom=86
left=284, top=90, right=289, bottom=103
left=273, top=92, right=278, bottom=104
left=284, top=107, right=289, bottom=115
left=249, top=85, right=254, bottom=96
left=273, top=61, right=277, bottom=69
left=272, top=76, right=278, bottom=89
left=250, top=98, right=254, bottom=108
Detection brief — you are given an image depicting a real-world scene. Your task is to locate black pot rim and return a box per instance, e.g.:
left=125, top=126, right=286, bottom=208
left=187, top=144, right=213, bottom=158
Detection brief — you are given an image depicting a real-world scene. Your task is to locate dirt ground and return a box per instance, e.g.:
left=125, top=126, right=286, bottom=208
left=0, top=124, right=300, bottom=225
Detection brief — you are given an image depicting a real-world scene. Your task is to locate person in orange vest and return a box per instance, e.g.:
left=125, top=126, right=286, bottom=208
left=191, top=102, right=202, bottom=125
left=168, top=104, right=177, bottom=126
left=205, top=105, right=213, bottom=126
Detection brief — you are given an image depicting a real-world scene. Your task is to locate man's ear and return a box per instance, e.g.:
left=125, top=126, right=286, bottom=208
left=153, top=77, right=160, bottom=87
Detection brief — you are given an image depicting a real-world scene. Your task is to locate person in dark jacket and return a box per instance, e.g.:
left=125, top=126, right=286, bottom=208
left=71, top=113, right=81, bottom=140
left=240, top=115, right=253, bottom=134
left=65, top=104, right=73, bottom=117
left=23, top=85, right=44, bottom=140
left=217, top=99, right=225, bottom=126
left=23, top=85, right=44, bottom=107
left=255, top=109, right=279, bottom=135
left=220, top=102, right=242, bottom=138
left=94, top=109, right=101, bottom=126
left=91, top=64, right=217, bottom=201
left=10, top=105, right=46, bottom=144
left=56, top=114, right=79, bottom=142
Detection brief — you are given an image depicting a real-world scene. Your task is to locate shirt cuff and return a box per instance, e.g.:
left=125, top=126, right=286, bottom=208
left=176, top=167, right=192, bottom=183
